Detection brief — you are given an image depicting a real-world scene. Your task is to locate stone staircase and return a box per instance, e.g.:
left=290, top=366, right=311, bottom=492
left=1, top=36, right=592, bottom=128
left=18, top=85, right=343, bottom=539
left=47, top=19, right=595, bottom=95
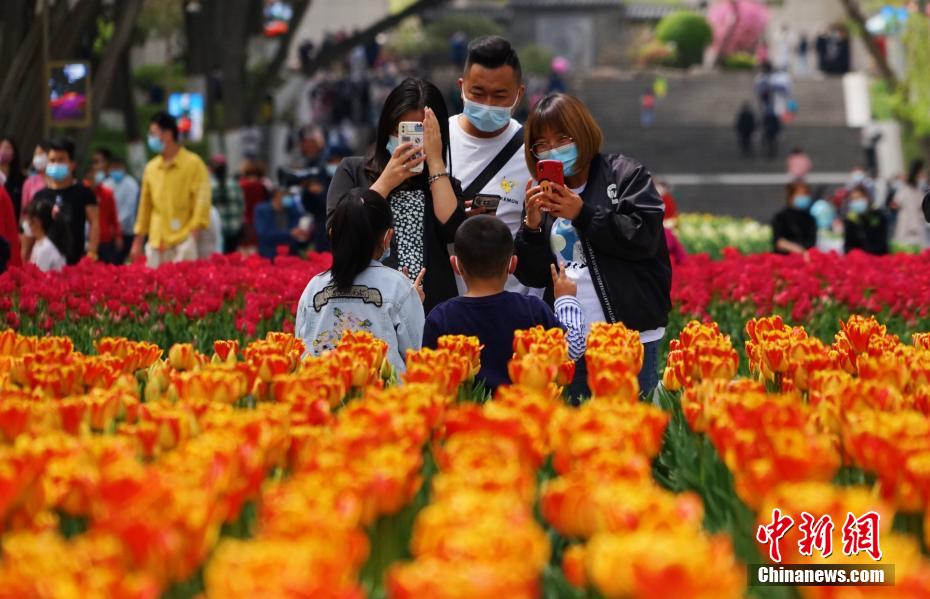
left=573, top=71, right=863, bottom=221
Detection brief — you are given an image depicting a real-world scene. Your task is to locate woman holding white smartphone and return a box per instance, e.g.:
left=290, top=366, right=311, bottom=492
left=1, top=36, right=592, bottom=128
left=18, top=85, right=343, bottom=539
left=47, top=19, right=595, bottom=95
left=327, top=78, right=465, bottom=314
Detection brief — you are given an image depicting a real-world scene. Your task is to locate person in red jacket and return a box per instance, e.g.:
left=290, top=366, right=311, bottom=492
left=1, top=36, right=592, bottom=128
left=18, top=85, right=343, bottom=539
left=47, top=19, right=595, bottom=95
left=0, top=185, right=22, bottom=271
left=238, top=158, right=270, bottom=251
left=86, top=165, right=122, bottom=264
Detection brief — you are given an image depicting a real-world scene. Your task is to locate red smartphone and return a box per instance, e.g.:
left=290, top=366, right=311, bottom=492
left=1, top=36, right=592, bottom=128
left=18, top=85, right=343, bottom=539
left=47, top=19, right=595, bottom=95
left=536, top=159, right=564, bottom=188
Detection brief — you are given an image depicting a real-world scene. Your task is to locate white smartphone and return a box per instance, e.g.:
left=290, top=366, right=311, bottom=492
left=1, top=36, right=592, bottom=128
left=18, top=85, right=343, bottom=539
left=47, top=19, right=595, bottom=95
left=399, top=121, right=424, bottom=174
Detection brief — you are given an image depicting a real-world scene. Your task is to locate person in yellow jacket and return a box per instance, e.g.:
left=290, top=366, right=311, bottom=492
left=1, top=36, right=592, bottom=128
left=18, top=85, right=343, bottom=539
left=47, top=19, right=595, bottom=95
left=130, top=112, right=211, bottom=268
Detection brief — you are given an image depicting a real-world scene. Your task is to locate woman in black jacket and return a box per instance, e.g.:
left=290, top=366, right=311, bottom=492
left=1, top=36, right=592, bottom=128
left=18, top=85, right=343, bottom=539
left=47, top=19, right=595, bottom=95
left=326, top=78, right=465, bottom=314
left=514, top=93, right=672, bottom=399
left=843, top=184, right=888, bottom=255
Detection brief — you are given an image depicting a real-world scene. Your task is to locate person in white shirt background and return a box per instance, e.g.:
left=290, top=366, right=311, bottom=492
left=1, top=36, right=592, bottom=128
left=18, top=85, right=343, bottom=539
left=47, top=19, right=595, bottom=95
left=448, top=36, right=541, bottom=297
left=23, top=199, right=67, bottom=272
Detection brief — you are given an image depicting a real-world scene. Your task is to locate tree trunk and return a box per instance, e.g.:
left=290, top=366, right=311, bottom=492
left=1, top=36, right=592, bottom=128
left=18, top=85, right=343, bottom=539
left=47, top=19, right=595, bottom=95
left=217, top=1, right=254, bottom=130
left=837, top=0, right=899, bottom=88
left=0, top=0, right=103, bottom=158
left=301, top=0, right=449, bottom=77
left=183, top=0, right=219, bottom=76
left=245, top=0, right=313, bottom=118
left=0, top=0, right=35, bottom=67
left=76, top=0, right=146, bottom=158
left=116, top=53, right=140, bottom=142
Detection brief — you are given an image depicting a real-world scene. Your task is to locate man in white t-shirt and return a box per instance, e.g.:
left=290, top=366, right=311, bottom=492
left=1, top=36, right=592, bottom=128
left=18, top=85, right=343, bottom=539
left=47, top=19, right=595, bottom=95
left=449, top=36, right=540, bottom=296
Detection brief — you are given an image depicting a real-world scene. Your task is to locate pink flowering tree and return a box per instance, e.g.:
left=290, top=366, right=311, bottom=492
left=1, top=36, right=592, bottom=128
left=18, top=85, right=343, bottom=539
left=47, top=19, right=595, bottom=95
left=708, top=0, right=770, bottom=59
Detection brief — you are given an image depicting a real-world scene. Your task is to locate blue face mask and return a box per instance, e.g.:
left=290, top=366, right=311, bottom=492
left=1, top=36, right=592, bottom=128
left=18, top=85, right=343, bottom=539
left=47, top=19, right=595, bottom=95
left=539, top=142, right=580, bottom=177
left=147, top=134, right=165, bottom=154
left=110, top=169, right=126, bottom=183
left=94, top=171, right=106, bottom=185
left=46, top=163, right=70, bottom=182
left=379, top=234, right=392, bottom=263
left=282, top=194, right=299, bottom=209
left=385, top=135, right=399, bottom=156
left=793, top=195, right=812, bottom=211
left=325, top=163, right=339, bottom=177
left=848, top=198, right=869, bottom=215
left=462, top=93, right=516, bottom=133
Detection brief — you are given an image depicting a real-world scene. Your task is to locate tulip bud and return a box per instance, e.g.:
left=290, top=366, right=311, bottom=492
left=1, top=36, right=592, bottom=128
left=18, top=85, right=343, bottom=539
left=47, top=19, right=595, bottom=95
left=168, top=343, right=198, bottom=371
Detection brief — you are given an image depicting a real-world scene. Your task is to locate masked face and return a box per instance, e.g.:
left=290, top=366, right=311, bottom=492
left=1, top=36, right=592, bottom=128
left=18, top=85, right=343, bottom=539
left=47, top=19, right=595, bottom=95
left=379, top=230, right=392, bottom=263
left=461, top=93, right=518, bottom=133
left=46, top=163, right=70, bottom=182
left=848, top=197, right=869, bottom=215
left=792, top=194, right=812, bottom=211
left=147, top=134, right=165, bottom=154
left=385, top=135, right=399, bottom=156
left=459, top=64, right=523, bottom=134
left=32, top=153, right=48, bottom=173
left=537, top=142, right=580, bottom=177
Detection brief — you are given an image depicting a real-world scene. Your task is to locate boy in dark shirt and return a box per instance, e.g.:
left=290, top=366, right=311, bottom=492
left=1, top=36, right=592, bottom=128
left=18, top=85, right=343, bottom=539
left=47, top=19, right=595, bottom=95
left=423, top=215, right=584, bottom=390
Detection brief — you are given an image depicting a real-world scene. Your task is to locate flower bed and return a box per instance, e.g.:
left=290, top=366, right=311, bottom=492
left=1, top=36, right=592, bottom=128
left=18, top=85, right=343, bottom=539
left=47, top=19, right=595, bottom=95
left=4, top=313, right=930, bottom=597
left=0, top=322, right=754, bottom=598
left=675, top=213, right=772, bottom=258
left=655, top=316, right=930, bottom=598
left=5, top=250, right=930, bottom=357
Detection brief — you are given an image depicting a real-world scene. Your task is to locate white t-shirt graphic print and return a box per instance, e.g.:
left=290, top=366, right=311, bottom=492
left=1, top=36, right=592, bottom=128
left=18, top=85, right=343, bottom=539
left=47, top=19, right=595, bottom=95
left=449, top=115, right=541, bottom=296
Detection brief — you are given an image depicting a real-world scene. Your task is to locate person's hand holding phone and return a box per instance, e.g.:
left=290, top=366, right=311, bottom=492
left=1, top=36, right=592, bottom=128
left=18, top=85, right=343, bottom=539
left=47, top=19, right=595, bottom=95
left=464, top=199, right=487, bottom=218
left=551, top=262, right=576, bottom=298
left=371, top=142, right=424, bottom=198
left=541, top=183, right=584, bottom=220
left=524, top=184, right=545, bottom=230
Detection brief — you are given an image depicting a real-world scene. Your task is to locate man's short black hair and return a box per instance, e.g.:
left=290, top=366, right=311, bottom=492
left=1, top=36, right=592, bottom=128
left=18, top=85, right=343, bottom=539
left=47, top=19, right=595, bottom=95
left=94, top=147, right=113, bottom=162
left=465, top=35, right=522, bottom=81
left=454, top=215, right=514, bottom=279
left=48, top=137, right=76, bottom=161
left=150, top=111, right=179, bottom=140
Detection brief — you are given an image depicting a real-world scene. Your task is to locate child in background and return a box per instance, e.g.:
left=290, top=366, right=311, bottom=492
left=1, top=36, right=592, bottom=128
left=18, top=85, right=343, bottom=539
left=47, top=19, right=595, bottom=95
left=423, top=215, right=585, bottom=390
left=640, top=89, right=656, bottom=128
left=24, top=199, right=68, bottom=272
left=295, top=190, right=425, bottom=374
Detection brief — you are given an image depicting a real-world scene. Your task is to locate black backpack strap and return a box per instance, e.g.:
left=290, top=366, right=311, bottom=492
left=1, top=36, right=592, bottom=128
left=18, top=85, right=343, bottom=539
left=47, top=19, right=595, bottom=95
left=462, top=126, right=524, bottom=199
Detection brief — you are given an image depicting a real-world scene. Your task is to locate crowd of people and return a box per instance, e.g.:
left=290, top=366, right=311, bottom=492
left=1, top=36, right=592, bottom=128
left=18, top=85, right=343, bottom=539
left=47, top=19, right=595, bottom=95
left=771, top=160, right=930, bottom=257
left=4, top=33, right=928, bottom=397
left=0, top=112, right=361, bottom=273
left=295, top=36, right=672, bottom=398
left=0, top=36, right=674, bottom=398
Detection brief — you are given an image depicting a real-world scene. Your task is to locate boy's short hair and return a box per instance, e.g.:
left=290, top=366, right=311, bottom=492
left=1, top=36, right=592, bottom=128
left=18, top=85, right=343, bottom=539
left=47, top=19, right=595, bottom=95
left=454, top=215, right=513, bottom=279
left=48, top=137, right=76, bottom=161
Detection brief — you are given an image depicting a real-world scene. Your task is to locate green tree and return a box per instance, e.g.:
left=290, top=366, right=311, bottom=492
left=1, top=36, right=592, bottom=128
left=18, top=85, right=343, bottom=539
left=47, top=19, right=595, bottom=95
left=839, top=0, right=930, bottom=164
left=0, top=0, right=144, bottom=161
left=655, top=11, right=713, bottom=68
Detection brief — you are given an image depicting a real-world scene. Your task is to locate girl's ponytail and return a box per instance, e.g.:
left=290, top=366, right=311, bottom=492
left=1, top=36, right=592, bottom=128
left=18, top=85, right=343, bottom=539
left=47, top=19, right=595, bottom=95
left=329, top=190, right=393, bottom=291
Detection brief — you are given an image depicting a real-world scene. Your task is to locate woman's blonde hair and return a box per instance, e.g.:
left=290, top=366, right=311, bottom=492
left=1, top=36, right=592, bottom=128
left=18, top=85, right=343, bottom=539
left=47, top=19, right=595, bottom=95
left=524, top=93, right=603, bottom=175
